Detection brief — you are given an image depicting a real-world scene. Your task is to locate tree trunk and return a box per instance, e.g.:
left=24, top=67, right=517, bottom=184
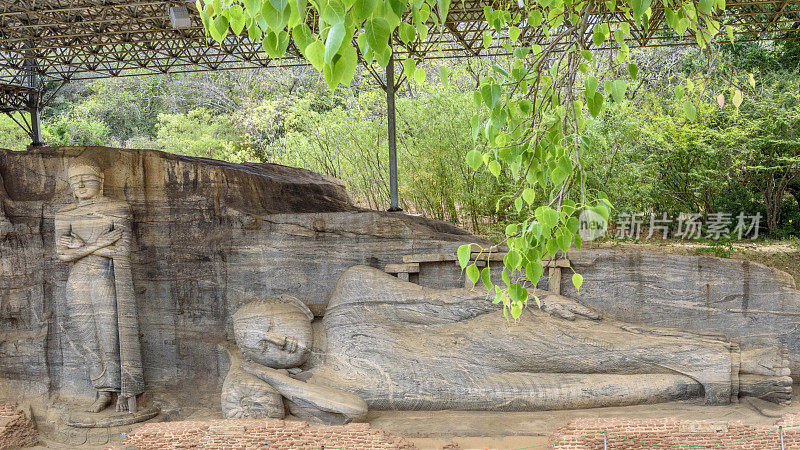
left=762, top=181, right=784, bottom=236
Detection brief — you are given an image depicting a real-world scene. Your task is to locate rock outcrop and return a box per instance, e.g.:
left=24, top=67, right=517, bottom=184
left=2, top=145, right=800, bottom=417
left=0, top=146, right=477, bottom=402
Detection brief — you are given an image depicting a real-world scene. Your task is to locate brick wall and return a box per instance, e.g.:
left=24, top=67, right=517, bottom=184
left=0, top=403, right=37, bottom=449
left=549, top=414, right=800, bottom=449
left=122, top=418, right=416, bottom=449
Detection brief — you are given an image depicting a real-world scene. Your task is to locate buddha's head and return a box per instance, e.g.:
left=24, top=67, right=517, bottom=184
left=67, top=158, right=104, bottom=202
left=232, top=297, right=314, bottom=369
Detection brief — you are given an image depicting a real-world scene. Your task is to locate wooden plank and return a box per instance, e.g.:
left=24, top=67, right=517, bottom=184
left=549, top=267, right=562, bottom=295
left=544, top=259, right=571, bottom=268
left=471, top=252, right=506, bottom=262
left=385, top=262, right=420, bottom=274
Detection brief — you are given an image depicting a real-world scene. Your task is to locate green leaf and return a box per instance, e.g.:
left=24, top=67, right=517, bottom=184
left=504, top=250, right=522, bottom=271
left=674, top=84, right=685, bottom=100
left=414, top=67, right=426, bottom=84
left=332, top=44, right=357, bottom=86
left=514, top=197, right=523, bottom=212
left=437, top=0, right=452, bottom=24
left=535, top=206, right=559, bottom=229
left=228, top=5, right=245, bottom=35
left=438, top=65, right=450, bottom=89
left=321, top=0, right=345, bottom=24
left=628, top=63, right=638, bottom=80
left=324, top=22, right=346, bottom=64
left=466, top=150, right=482, bottom=170
left=211, top=15, right=229, bottom=42
left=510, top=301, right=523, bottom=320
left=481, top=266, right=492, bottom=291
left=592, top=27, right=606, bottom=46
left=587, top=91, right=603, bottom=117
left=683, top=101, right=696, bottom=121
left=509, top=283, right=527, bottom=302
left=508, top=26, right=520, bottom=41
left=399, top=22, right=416, bottom=44
left=270, top=0, right=289, bottom=13
left=611, top=80, right=627, bottom=103
left=522, top=188, right=535, bottom=205
left=585, top=76, right=598, bottom=96
left=457, top=244, right=471, bottom=269
left=292, top=23, right=313, bottom=53
left=352, top=0, right=380, bottom=20
left=501, top=267, right=511, bottom=287
left=261, top=0, right=286, bottom=31
left=488, top=160, right=501, bottom=178
left=466, top=264, right=480, bottom=287
left=365, top=18, right=390, bottom=56
left=403, top=58, right=416, bottom=79
left=243, top=0, right=260, bottom=17
left=505, top=223, right=518, bottom=236
left=305, top=39, right=325, bottom=70
left=726, top=25, right=734, bottom=43
left=699, top=0, right=714, bottom=14
left=556, top=229, right=571, bottom=252
left=572, top=273, right=583, bottom=291
left=247, top=19, right=262, bottom=41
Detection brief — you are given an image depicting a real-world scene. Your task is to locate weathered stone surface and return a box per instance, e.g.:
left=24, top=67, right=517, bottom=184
left=227, top=267, right=790, bottom=414
left=55, top=156, right=144, bottom=414
left=559, top=249, right=800, bottom=373
left=307, top=266, right=794, bottom=410
left=220, top=346, right=284, bottom=419
left=3, top=145, right=800, bottom=423
left=0, top=146, right=478, bottom=404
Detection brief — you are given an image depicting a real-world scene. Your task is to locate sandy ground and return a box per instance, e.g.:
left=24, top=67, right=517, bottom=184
left=373, top=392, right=800, bottom=449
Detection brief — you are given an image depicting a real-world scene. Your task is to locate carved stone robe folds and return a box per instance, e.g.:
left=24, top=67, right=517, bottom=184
left=54, top=197, right=144, bottom=398
left=307, top=266, right=739, bottom=411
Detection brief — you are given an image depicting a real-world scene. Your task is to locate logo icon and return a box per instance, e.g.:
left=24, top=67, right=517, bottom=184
left=578, top=208, right=608, bottom=242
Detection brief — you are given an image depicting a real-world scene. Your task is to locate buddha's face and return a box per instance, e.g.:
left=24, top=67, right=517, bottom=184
left=69, top=173, right=103, bottom=201
left=233, top=302, right=313, bottom=369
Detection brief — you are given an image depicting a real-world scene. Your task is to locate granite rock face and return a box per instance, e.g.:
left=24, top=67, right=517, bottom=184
left=561, top=250, right=800, bottom=374
left=0, top=146, right=478, bottom=402
left=2, top=145, right=800, bottom=416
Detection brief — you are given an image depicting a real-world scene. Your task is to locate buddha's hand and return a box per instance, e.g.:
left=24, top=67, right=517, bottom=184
left=58, top=232, right=85, bottom=249
left=96, top=229, right=123, bottom=247
left=541, top=294, right=601, bottom=321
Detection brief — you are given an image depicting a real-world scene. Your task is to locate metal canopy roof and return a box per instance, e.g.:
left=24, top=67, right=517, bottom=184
left=1, top=0, right=799, bottom=91
left=1, top=0, right=798, bottom=210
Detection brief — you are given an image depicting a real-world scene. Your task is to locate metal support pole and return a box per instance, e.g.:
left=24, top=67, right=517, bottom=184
left=24, top=42, right=42, bottom=146
left=780, top=426, right=785, bottom=450
left=28, top=101, right=42, bottom=146
left=385, top=50, right=401, bottom=212
left=603, top=430, right=608, bottom=450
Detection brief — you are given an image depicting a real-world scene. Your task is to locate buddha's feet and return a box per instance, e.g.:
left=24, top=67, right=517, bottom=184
left=116, top=394, right=129, bottom=412
left=739, top=346, right=793, bottom=405
left=86, top=391, right=113, bottom=413
left=740, top=374, right=792, bottom=405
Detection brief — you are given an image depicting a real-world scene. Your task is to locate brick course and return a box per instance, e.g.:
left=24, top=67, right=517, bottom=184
left=549, top=414, right=800, bottom=449
left=122, top=418, right=417, bottom=449
left=0, top=403, right=37, bottom=449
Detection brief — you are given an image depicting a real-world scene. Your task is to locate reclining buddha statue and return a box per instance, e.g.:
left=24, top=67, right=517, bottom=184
left=223, top=265, right=792, bottom=424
